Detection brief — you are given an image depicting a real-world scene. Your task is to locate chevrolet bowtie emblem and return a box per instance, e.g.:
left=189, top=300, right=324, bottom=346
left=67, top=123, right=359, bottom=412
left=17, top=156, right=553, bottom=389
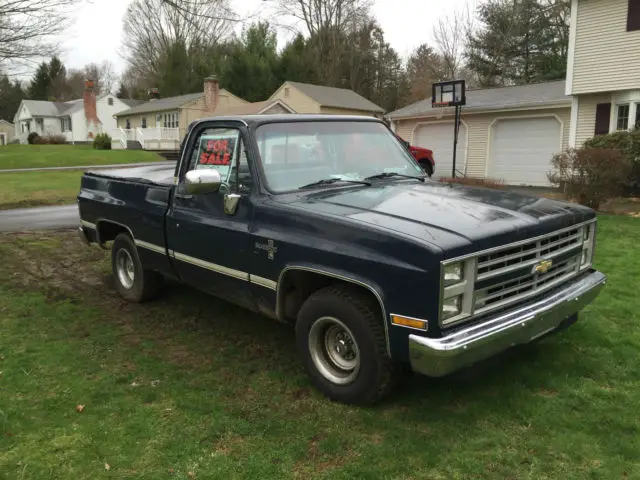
left=532, top=259, right=553, bottom=274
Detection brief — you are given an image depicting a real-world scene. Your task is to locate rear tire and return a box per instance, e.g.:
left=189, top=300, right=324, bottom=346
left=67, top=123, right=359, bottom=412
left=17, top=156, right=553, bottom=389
left=111, top=233, right=163, bottom=302
left=295, top=285, right=398, bottom=405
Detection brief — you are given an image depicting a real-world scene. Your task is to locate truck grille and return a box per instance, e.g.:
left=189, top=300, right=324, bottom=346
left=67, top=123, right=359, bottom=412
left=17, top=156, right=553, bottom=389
left=440, top=220, right=595, bottom=326
left=477, top=226, right=582, bottom=282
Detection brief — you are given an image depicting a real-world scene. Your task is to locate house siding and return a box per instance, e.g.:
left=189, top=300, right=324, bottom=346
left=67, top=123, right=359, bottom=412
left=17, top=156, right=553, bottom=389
left=320, top=106, right=378, bottom=116
left=0, top=122, right=14, bottom=143
left=392, top=107, right=571, bottom=178
left=574, top=93, right=613, bottom=145
left=270, top=84, right=321, bottom=113
left=572, top=0, right=640, bottom=95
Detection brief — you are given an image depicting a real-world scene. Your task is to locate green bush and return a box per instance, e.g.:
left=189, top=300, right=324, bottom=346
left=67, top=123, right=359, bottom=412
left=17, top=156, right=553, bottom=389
left=32, top=134, right=67, bottom=145
left=27, top=132, right=39, bottom=144
left=93, top=133, right=112, bottom=150
left=548, top=147, right=632, bottom=210
left=584, top=128, right=640, bottom=194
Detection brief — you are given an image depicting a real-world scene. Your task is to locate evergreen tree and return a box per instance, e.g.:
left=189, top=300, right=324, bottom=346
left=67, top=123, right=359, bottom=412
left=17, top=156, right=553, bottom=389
left=0, top=75, right=25, bottom=121
left=28, top=62, right=50, bottom=100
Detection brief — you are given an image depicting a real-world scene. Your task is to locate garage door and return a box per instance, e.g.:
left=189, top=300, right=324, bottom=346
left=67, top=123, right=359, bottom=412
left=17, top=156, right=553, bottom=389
left=488, top=117, right=561, bottom=186
left=413, top=123, right=467, bottom=179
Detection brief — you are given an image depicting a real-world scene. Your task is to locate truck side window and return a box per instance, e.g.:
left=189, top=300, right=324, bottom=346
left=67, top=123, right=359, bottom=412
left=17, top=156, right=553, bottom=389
left=187, top=128, right=241, bottom=184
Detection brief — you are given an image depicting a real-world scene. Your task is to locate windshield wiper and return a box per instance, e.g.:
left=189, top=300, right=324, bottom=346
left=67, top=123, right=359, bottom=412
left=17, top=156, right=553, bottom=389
left=298, top=178, right=372, bottom=189
left=365, top=172, right=426, bottom=183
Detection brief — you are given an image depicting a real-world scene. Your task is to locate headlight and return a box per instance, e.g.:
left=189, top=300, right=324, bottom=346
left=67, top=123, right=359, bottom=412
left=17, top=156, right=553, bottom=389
left=442, top=296, right=462, bottom=321
left=443, top=262, right=463, bottom=285
left=580, top=223, right=596, bottom=268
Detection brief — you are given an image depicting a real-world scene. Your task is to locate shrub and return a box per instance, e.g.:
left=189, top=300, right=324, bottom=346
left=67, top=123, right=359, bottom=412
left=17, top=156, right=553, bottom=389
left=439, top=176, right=506, bottom=189
left=93, top=133, right=112, bottom=150
left=584, top=128, right=640, bottom=194
left=32, top=135, right=49, bottom=144
left=46, top=134, right=67, bottom=144
left=548, top=147, right=632, bottom=210
left=27, top=132, right=39, bottom=144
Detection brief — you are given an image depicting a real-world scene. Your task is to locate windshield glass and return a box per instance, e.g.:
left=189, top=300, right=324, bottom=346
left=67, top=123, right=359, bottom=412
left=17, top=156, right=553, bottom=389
left=255, top=121, right=424, bottom=192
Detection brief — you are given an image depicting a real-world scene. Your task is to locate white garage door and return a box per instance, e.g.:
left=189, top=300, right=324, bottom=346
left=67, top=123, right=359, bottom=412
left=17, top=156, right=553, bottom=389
left=488, top=117, right=561, bottom=186
left=414, top=123, right=467, bottom=179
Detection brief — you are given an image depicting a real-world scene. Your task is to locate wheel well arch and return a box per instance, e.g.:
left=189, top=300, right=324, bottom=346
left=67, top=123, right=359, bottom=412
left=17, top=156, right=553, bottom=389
left=276, top=266, right=390, bottom=355
left=95, top=219, right=134, bottom=245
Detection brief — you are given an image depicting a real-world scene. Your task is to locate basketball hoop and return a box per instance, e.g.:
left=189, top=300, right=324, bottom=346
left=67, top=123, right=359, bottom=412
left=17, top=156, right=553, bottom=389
left=432, top=80, right=466, bottom=179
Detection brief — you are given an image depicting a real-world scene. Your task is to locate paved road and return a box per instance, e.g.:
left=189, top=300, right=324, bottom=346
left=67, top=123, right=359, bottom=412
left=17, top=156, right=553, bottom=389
left=0, top=160, right=175, bottom=174
left=0, top=204, right=79, bottom=232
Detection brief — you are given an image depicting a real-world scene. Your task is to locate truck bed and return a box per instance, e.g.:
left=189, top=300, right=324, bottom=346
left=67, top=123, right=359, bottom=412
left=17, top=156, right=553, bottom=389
left=84, top=164, right=176, bottom=187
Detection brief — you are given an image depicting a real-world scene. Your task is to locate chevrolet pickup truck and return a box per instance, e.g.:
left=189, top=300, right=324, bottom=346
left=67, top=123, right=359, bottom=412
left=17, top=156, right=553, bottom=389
left=78, top=115, right=606, bottom=405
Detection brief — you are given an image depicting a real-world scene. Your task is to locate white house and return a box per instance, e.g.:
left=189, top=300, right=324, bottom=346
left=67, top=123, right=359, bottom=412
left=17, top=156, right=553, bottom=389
left=13, top=80, right=142, bottom=144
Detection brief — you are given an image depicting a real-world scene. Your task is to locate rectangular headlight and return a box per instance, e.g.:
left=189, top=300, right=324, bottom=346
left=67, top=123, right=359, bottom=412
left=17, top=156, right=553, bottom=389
left=442, top=295, right=462, bottom=321
left=581, top=223, right=596, bottom=268
left=443, top=262, right=463, bottom=286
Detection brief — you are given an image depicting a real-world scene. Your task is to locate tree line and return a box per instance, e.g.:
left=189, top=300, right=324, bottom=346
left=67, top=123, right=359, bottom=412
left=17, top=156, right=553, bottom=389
left=0, top=0, right=571, bottom=122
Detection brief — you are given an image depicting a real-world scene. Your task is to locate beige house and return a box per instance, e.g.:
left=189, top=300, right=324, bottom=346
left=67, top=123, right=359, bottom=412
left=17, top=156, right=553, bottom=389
left=0, top=119, right=14, bottom=145
left=113, top=77, right=248, bottom=149
left=268, top=81, right=385, bottom=117
left=114, top=78, right=384, bottom=150
left=388, top=81, right=571, bottom=186
left=567, top=0, right=640, bottom=146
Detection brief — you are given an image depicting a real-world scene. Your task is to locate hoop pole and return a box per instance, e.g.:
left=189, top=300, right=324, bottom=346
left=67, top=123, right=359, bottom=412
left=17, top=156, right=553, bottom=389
left=452, top=105, right=461, bottom=178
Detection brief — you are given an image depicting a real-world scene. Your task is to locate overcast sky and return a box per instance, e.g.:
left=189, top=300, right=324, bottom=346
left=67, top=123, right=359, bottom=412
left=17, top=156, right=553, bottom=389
left=61, top=0, right=475, bottom=75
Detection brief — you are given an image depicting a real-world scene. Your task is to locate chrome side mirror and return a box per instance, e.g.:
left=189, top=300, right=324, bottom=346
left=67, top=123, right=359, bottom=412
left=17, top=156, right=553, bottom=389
left=184, top=169, right=222, bottom=195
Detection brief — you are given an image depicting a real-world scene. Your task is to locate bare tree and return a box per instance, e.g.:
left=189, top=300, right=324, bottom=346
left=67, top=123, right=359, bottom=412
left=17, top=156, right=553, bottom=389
left=275, top=0, right=372, bottom=85
left=83, top=61, right=118, bottom=94
left=122, top=0, right=235, bottom=82
left=0, top=0, right=83, bottom=73
left=433, top=7, right=474, bottom=80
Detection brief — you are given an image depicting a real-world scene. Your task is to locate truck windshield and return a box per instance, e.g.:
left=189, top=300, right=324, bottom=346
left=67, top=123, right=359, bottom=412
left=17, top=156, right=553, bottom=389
left=255, top=121, right=424, bottom=192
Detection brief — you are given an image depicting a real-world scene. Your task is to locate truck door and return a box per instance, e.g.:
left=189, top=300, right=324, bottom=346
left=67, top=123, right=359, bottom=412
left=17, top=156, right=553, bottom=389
left=166, top=123, right=256, bottom=311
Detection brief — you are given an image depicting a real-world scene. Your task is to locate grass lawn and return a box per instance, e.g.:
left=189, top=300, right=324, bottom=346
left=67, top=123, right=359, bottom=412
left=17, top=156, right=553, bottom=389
left=0, top=216, right=639, bottom=479
left=0, top=144, right=163, bottom=170
left=0, top=170, right=83, bottom=210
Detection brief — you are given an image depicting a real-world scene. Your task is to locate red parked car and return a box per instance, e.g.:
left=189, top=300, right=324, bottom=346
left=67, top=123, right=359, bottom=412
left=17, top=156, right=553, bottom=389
left=395, top=135, right=435, bottom=177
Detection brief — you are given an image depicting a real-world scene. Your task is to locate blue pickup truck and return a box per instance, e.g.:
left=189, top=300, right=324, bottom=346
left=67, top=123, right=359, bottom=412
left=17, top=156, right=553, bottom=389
left=78, top=115, right=606, bottom=405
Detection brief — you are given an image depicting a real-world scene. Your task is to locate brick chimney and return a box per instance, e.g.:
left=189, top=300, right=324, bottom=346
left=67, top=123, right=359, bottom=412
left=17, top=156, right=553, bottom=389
left=83, top=80, right=99, bottom=125
left=147, top=87, right=160, bottom=102
left=204, top=76, right=219, bottom=113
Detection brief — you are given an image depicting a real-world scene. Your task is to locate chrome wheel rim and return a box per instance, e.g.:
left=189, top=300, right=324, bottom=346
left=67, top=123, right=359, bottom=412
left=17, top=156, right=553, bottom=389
left=308, top=316, right=360, bottom=385
left=116, top=248, right=135, bottom=290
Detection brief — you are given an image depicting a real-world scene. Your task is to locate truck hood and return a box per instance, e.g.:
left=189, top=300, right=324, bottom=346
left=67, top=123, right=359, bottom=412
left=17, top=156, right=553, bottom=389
left=283, top=181, right=595, bottom=257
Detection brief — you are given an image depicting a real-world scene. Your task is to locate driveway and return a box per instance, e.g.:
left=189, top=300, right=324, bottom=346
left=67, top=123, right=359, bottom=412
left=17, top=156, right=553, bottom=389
left=0, top=204, right=78, bottom=232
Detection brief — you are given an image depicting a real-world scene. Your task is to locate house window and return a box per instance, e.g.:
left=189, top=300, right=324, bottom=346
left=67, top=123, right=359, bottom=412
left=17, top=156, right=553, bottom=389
left=142, top=117, right=147, bottom=128
left=617, top=104, right=630, bottom=130
left=284, top=87, right=290, bottom=98
left=163, top=112, right=178, bottom=128
left=108, top=97, right=114, bottom=106
left=125, top=119, right=131, bottom=129
left=61, top=117, right=72, bottom=132
left=36, top=118, right=44, bottom=131
left=628, top=0, right=640, bottom=31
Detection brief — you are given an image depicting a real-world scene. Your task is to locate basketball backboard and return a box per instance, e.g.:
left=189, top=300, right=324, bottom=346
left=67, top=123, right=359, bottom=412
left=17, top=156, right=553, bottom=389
left=432, top=80, right=466, bottom=108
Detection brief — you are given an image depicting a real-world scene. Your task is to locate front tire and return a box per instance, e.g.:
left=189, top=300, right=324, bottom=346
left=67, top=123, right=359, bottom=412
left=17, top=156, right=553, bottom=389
left=296, top=285, right=398, bottom=405
left=111, top=233, right=163, bottom=302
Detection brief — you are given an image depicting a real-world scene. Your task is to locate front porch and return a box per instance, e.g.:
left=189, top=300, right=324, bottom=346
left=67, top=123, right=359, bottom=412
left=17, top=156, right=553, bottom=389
left=111, top=127, right=181, bottom=151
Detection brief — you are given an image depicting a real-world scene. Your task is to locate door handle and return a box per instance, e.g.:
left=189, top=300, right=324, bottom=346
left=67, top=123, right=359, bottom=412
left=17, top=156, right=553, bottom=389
left=174, top=193, right=193, bottom=200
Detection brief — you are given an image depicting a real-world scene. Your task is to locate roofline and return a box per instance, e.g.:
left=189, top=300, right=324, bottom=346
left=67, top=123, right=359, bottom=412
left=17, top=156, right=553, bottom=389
left=115, top=93, right=204, bottom=117
left=257, top=98, right=296, bottom=114
left=277, top=80, right=384, bottom=112
left=387, top=100, right=571, bottom=120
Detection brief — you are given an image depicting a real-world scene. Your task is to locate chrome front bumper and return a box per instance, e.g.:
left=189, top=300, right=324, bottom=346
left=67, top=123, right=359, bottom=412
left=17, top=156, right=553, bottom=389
left=409, top=270, right=607, bottom=377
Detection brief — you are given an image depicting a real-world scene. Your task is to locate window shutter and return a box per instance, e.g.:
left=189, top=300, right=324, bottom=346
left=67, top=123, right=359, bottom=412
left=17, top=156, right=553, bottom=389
left=594, top=103, right=611, bottom=135
left=629, top=0, right=640, bottom=31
